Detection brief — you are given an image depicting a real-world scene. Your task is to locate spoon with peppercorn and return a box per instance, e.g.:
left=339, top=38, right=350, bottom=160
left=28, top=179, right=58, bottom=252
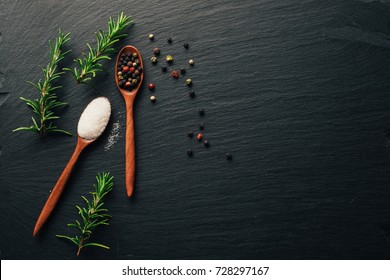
left=115, top=46, right=144, bottom=197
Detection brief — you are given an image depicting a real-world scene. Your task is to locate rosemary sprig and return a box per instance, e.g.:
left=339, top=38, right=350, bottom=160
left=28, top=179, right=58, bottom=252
left=65, top=12, right=132, bottom=84
left=13, top=31, right=71, bottom=138
left=56, top=172, right=114, bottom=256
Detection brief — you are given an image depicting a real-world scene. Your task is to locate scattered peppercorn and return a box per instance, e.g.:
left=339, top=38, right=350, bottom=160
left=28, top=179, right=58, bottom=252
left=189, top=59, right=194, bottom=65
left=197, top=133, right=203, bottom=141
left=183, top=43, right=189, bottom=49
left=187, top=148, right=193, bottom=156
left=166, top=55, right=174, bottom=63
left=167, top=37, right=173, bottom=43
left=199, top=123, right=204, bottom=130
left=161, top=66, right=168, bottom=72
left=150, top=95, right=156, bottom=102
left=185, top=78, right=192, bottom=86
left=153, top=48, right=160, bottom=55
left=151, top=56, right=158, bottom=64
left=171, top=70, right=179, bottom=79
left=149, top=33, right=154, bottom=40
left=204, top=140, right=209, bottom=147
left=226, top=153, right=233, bottom=160
left=180, top=67, right=186, bottom=74
left=188, top=131, right=193, bottom=137
left=199, top=108, right=205, bottom=116
left=189, top=90, right=195, bottom=98
left=148, top=83, right=155, bottom=90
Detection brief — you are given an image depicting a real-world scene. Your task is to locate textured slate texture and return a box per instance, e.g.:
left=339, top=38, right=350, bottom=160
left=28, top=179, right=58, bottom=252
left=1, top=0, right=390, bottom=259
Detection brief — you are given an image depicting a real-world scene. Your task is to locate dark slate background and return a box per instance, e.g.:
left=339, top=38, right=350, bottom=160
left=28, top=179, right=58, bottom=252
left=1, top=0, right=390, bottom=260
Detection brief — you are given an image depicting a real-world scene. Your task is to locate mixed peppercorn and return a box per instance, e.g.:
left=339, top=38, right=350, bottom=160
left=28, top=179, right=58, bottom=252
left=117, top=52, right=142, bottom=90
left=142, top=34, right=232, bottom=160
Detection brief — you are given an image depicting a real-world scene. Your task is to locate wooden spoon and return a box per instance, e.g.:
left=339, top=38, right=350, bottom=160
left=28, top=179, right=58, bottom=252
left=33, top=137, right=92, bottom=236
left=115, top=46, right=144, bottom=197
left=33, top=97, right=111, bottom=236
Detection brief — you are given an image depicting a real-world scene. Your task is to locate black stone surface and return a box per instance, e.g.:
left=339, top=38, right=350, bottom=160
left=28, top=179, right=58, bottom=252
left=1, top=0, right=390, bottom=259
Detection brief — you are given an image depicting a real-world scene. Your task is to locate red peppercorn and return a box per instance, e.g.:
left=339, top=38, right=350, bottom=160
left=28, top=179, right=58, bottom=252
left=171, top=70, right=179, bottom=79
left=130, top=67, right=135, bottom=73
left=197, top=133, right=203, bottom=141
left=123, top=66, right=129, bottom=72
left=148, top=83, right=155, bottom=90
left=125, top=81, right=131, bottom=87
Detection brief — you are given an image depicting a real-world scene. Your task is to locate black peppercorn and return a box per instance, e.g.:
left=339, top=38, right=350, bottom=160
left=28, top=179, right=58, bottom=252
left=189, top=90, right=195, bottom=98
left=183, top=43, right=189, bottom=49
left=138, top=67, right=143, bottom=73
left=161, top=66, right=168, bottom=72
left=199, top=123, right=204, bottom=130
left=204, top=140, right=209, bottom=147
left=167, top=37, right=173, bottom=43
left=187, top=148, right=193, bottom=156
left=188, top=131, right=193, bottom=137
left=199, top=108, right=205, bottom=116
left=226, top=153, right=233, bottom=160
left=180, top=67, right=186, bottom=74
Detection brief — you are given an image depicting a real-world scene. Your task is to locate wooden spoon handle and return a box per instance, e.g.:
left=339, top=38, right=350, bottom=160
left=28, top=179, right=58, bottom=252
left=125, top=99, right=136, bottom=197
left=33, top=138, right=88, bottom=236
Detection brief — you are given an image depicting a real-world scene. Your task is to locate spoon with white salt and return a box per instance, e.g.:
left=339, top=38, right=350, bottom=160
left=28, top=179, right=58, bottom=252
left=33, top=97, right=111, bottom=236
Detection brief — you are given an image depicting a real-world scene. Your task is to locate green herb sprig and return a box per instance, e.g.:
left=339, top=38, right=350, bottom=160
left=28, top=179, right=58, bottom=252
left=65, top=12, right=132, bottom=84
left=14, top=31, right=71, bottom=138
left=56, top=172, right=114, bottom=256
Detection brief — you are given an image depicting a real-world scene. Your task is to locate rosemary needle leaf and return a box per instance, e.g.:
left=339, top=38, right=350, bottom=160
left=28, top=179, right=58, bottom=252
left=55, top=235, right=79, bottom=246
left=56, top=172, right=114, bottom=256
left=82, top=243, right=110, bottom=250
left=67, top=12, right=133, bottom=84
left=14, top=30, right=71, bottom=138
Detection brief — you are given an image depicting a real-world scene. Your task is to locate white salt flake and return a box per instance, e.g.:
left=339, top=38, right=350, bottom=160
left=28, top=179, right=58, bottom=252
left=104, top=122, right=121, bottom=151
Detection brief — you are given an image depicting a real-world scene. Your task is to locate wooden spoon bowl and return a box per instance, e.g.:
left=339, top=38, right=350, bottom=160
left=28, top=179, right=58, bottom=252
left=115, top=46, right=144, bottom=197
